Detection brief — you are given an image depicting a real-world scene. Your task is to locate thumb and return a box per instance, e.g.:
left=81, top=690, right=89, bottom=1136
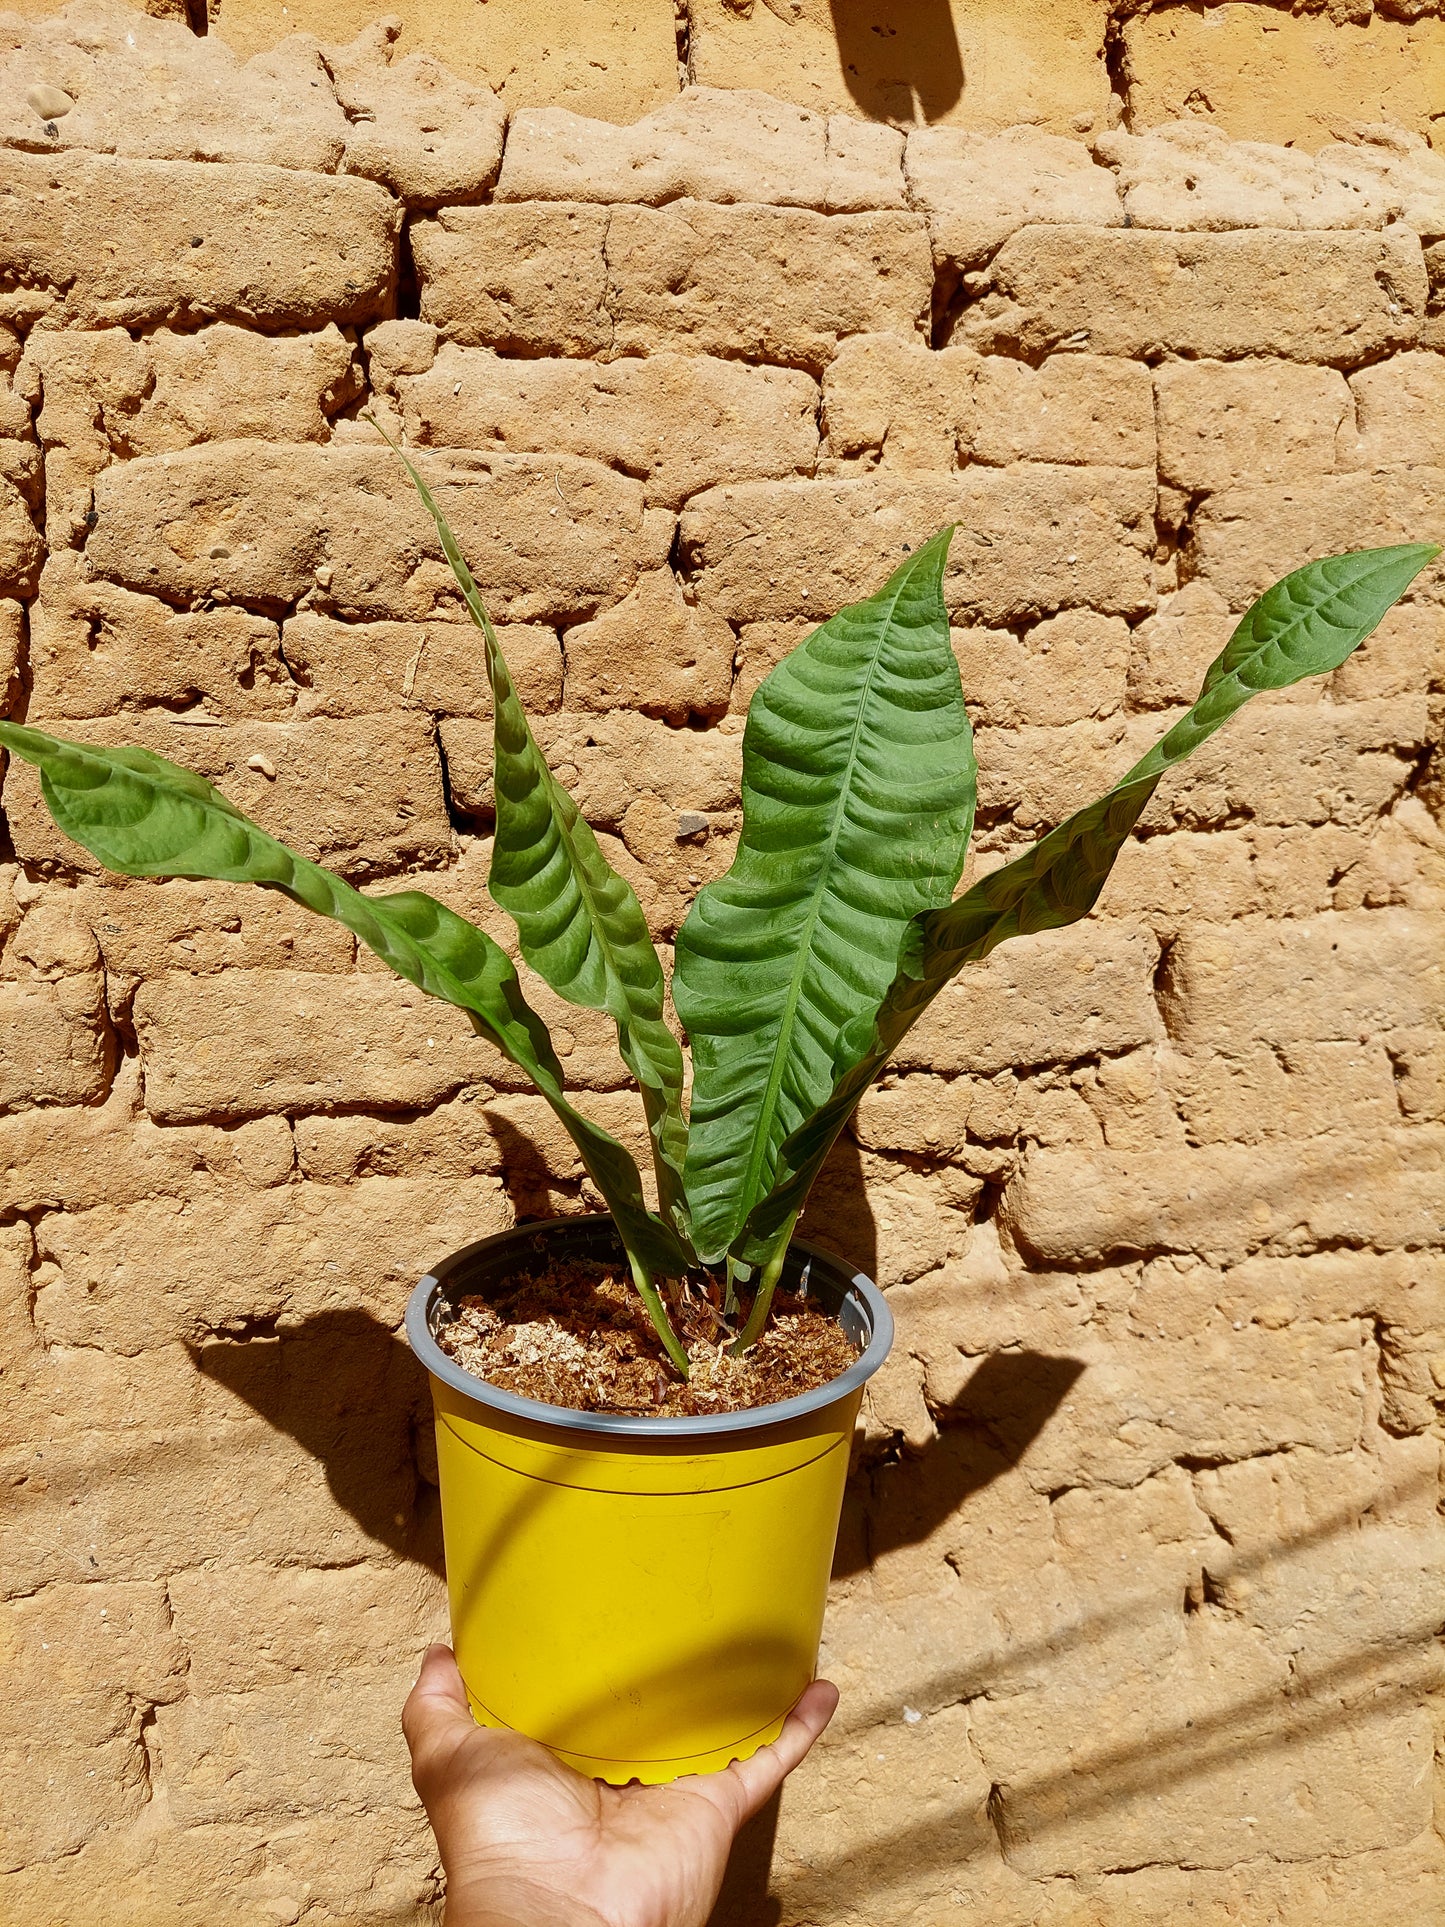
left=402, top=1643, right=477, bottom=1779
left=680, top=1678, right=840, bottom=1833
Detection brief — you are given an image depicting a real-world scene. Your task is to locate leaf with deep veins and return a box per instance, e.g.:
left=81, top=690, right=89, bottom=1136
left=734, top=542, right=1441, bottom=1265
left=372, top=428, right=692, bottom=1247
left=3, top=523, right=1434, bottom=1368
left=0, top=721, right=690, bottom=1282
left=673, top=530, right=976, bottom=1263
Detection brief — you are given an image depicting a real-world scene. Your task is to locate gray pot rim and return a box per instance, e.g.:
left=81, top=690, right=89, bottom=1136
left=405, top=1213, right=893, bottom=1441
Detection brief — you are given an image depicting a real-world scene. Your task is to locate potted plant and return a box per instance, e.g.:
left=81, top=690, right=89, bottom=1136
left=0, top=448, right=1432, bottom=1783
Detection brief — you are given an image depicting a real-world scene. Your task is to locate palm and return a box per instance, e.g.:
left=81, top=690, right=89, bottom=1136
left=403, top=1646, right=837, bottom=1927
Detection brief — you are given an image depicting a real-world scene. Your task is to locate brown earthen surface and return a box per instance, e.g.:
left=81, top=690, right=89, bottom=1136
left=437, top=1267, right=858, bottom=1417
left=0, top=3, right=1443, bottom=1923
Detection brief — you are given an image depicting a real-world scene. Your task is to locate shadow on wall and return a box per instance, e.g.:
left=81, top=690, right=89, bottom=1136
left=789, top=1623, right=1439, bottom=1913
left=796, top=1129, right=879, bottom=1285
left=191, top=1307, right=445, bottom=1578
left=485, top=1109, right=587, bottom=1223
left=827, top=0, right=964, bottom=124
left=187, top=1130, right=1086, bottom=1926
left=191, top=1304, right=1440, bottom=1919
left=835, top=1350, right=1087, bottom=1577
left=808, top=1463, right=1443, bottom=1913
left=185, top=1135, right=914, bottom=1591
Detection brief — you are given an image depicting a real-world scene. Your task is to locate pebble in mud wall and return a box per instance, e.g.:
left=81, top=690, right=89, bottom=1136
left=0, top=5, right=1444, bottom=1923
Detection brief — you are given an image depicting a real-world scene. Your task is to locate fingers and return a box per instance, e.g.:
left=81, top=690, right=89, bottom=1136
left=697, top=1679, right=840, bottom=1828
left=402, top=1643, right=478, bottom=1782
left=768, top=1678, right=839, bottom=1777
left=405, top=1642, right=472, bottom=1725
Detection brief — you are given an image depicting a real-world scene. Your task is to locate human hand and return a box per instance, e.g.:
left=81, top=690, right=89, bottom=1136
left=402, top=1644, right=838, bottom=1927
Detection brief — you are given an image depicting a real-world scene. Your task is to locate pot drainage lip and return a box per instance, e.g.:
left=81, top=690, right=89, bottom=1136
left=404, top=1213, right=893, bottom=1440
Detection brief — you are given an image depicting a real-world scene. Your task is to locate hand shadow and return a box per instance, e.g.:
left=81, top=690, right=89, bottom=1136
left=709, top=1791, right=783, bottom=1927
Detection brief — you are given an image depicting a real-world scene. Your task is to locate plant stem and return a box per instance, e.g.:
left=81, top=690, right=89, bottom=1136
left=729, top=1217, right=798, bottom=1356
left=723, top=1254, right=748, bottom=1318
left=627, top=1250, right=691, bottom=1379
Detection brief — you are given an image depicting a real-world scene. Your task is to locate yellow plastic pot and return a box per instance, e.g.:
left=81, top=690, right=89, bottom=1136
left=406, top=1216, right=892, bottom=1785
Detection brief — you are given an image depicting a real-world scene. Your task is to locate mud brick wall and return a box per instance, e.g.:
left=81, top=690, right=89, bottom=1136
left=2, top=4, right=1445, bottom=1924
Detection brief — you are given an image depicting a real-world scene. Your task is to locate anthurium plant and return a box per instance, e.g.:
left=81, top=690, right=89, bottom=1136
left=0, top=452, right=1433, bottom=1380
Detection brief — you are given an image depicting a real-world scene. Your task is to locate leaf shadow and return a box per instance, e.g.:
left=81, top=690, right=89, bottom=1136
left=185, top=1125, right=1085, bottom=1927
left=190, top=1306, right=444, bottom=1579
left=483, top=1108, right=584, bottom=1222
left=826, top=0, right=964, bottom=125
left=795, top=1128, right=878, bottom=1292
left=835, top=1350, right=1087, bottom=1577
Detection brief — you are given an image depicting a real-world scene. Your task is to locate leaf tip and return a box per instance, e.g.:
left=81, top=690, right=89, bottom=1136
left=1356, top=539, right=1442, bottom=607
left=917, top=524, right=956, bottom=567
left=889, top=524, right=956, bottom=605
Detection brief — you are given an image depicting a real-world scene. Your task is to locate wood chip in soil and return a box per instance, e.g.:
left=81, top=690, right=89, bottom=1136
left=433, top=1256, right=859, bottom=1417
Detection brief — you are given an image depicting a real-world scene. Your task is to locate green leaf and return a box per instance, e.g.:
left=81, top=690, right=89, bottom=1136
left=736, top=542, right=1440, bottom=1262
left=373, top=428, right=692, bottom=1248
left=0, top=721, right=690, bottom=1280
left=673, top=528, right=977, bottom=1263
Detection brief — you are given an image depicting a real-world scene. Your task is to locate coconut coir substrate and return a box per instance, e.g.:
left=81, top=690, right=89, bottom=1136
left=434, top=1255, right=859, bottom=1417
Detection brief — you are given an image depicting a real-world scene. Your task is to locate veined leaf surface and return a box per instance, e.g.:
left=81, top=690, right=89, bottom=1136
left=378, top=433, right=691, bottom=1243
left=674, top=529, right=976, bottom=1262
left=736, top=543, right=1440, bottom=1262
left=0, top=722, right=690, bottom=1277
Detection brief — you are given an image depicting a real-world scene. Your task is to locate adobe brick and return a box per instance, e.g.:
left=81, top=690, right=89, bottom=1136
left=0, top=150, right=397, bottom=329
left=498, top=90, right=905, bottom=212
left=965, top=225, right=1426, bottom=364
left=1343, top=350, right=1445, bottom=470
left=388, top=344, right=819, bottom=509
left=86, top=442, right=673, bottom=625
left=283, top=613, right=563, bottom=720
left=411, top=202, right=611, bottom=354
left=821, top=333, right=974, bottom=471
left=0, top=976, right=110, bottom=1113
left=1189, top=470, right=1445, bottom=608
left=1004, top=1128, right=1445, bottom=1267
left=906, top=125, right=1122, bottom=270
left=1155, top=358, right=1351, bottom=492
left=970, top=354, right=1155, bottom=469
left=605, top=203, right=933, bottom=371
left=895, top=922, right=1162, bottom=1078
left=0, top=1067, right=294, bottom=1218
left=29, top=1171, right=512, bottom=1356
left=679, top=469, right=1156, bottom=624
left=28, top=556, right=292, bottom=720
left=156, top=1666, right=414, bottom=1825
left=956, top=611, right=1130, bottom=729
left=133, top=967, right=496, bottom=1122
left=1149, top=696, right=1429, bottom=832
left=1160, top=908, right=1445, bottom=1056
